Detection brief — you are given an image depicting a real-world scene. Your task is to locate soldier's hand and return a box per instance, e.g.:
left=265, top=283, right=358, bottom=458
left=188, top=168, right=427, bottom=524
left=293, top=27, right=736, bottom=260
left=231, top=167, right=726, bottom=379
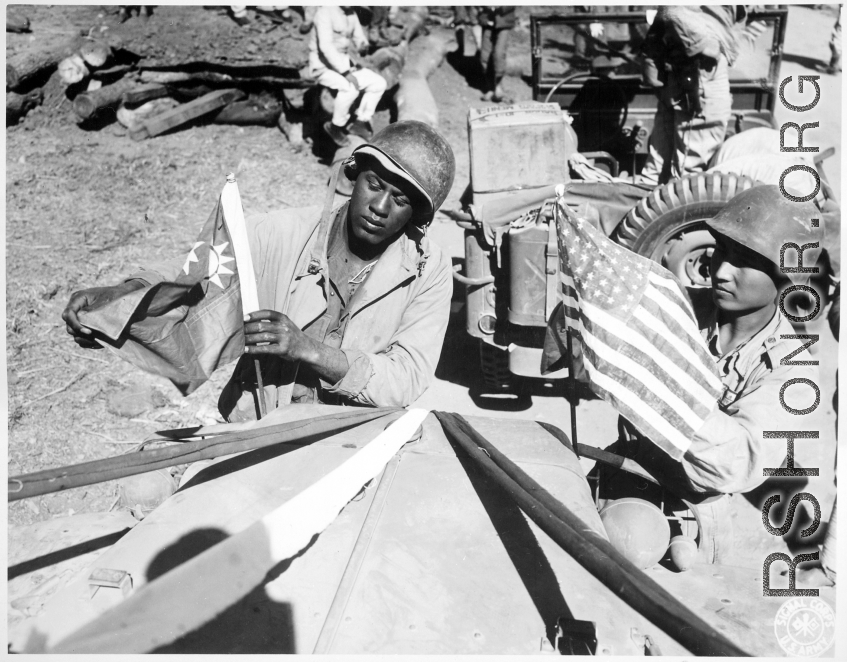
left=243, top=310, right=313, bottom=362
left=62, top=282, right=143, bottom=349
left=344, top=71, right=361, bottom=90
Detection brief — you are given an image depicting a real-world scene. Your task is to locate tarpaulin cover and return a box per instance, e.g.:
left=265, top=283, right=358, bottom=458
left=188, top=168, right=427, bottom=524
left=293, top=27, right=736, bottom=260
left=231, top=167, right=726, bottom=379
left=472, top=181, right=653, bottom=246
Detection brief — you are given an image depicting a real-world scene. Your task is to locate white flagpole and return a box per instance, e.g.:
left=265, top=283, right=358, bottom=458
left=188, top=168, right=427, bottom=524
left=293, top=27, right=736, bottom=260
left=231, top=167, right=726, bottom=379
left=221, top=173, right=267, bottom=418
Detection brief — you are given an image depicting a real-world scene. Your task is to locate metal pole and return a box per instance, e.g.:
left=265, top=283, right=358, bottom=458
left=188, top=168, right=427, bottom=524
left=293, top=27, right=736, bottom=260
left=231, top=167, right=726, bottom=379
left=254, top=358, right=267, bottom=419
left=566, top=328, right=580, bottom=460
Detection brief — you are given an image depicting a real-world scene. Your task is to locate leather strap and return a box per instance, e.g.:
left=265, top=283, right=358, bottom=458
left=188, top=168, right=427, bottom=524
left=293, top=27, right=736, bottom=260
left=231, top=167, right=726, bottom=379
left=308, top=161, right=345, bottom=275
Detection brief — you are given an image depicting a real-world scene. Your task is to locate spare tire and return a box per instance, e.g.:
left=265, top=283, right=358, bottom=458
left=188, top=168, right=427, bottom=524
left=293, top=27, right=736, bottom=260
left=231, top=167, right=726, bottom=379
left=612, top=172, right=757, bottom=288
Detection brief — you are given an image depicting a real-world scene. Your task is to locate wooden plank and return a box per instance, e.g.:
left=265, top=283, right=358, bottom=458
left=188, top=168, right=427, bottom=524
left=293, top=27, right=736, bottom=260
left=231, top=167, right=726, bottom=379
left=129, top=88, right=246, bottom=141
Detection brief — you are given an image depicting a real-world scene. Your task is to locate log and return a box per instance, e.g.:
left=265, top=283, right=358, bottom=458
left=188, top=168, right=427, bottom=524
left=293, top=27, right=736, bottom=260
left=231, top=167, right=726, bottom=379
left=79, top=40, right=112, bottom=69
left=434, top=412, right=749, bottom=658
left=139, top=70, right=234, bottom=85
left=116, top=97, right=179, bottom=130
left=402, top=6, right=429, bottom=42
left=129, top=88, right=246, bottom=141
left=121, top=83, right=170, bottom=106
left=7, top=35, right=85, bottom=91
left=6, top=9, right=30, bottom=33
left=139, top=69, right=314, bottom=89
left=58, top=54, right=89, bottom=86
left=366, top=43, right=407, bottom=89
left=395, top=30, right=456, bottom=128
left=402, top=29, right=457, bottom=79
left=396, top=76, right=438, bottom=126
left=90, top=64, right=133, bottom=80
left=6, top=88, right=42, bottom=125
left=72, top=76, right=137, bottom=120
left=211, top=99, right=281, bottom=126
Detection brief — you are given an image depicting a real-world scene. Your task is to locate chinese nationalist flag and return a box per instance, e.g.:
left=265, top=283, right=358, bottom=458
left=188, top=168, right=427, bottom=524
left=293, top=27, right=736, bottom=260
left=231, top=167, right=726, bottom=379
left=546, top=186, right=724, bottom=461
left=78, top=176, right=259, bottom=395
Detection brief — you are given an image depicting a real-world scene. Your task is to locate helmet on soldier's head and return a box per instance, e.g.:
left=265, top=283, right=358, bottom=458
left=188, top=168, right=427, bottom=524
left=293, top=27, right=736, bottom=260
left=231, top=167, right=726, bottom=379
left=705, top=185, right=823, bottom=286
left=346, top=121, right=456, bottom=226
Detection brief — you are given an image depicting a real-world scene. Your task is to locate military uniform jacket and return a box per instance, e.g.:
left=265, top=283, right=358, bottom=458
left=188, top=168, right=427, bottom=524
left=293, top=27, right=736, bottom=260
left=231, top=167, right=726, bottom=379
left=133, top=204, right=453, bottom=421
left=624, top=288, right=821, bottom=496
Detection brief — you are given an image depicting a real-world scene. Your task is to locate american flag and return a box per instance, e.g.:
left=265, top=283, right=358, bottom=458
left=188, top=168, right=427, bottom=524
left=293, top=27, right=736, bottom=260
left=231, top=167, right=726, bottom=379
left=552, top=189, right=723, bottom=460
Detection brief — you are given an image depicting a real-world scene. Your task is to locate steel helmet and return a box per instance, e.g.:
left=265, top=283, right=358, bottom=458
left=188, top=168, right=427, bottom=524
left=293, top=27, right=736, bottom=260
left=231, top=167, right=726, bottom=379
left=349, top=120, right=456, bottom=222
left=705, top=185, right=823, bottom=285
left=599, top=497, right=671, bottom=569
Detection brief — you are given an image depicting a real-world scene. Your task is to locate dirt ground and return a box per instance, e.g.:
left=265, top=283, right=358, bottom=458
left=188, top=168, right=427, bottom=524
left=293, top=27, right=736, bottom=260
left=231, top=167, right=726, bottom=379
left=5, top=1, right=842, bottom=578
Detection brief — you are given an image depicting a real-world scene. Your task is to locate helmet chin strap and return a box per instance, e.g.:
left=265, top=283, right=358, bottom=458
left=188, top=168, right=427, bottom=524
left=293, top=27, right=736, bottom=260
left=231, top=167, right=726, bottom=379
left=308, top=162, right=343, bottom=276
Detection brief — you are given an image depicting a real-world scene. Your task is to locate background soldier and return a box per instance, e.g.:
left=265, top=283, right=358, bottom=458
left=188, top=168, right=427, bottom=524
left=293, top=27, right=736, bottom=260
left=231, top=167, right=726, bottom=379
left=639, top=5, right=746, bottom=185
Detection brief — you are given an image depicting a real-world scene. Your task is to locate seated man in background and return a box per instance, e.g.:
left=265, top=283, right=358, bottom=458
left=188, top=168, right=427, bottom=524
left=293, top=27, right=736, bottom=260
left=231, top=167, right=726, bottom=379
left=310, top=5, right=387, bottom=145
left=63, top=121, right=456, bottom=422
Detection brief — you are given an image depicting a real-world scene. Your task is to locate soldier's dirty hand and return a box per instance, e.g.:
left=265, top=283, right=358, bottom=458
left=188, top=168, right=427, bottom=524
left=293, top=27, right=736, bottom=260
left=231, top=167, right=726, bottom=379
left=243, top=310, right=311, bottom=362
left=62, top=283, right=141, bottom=349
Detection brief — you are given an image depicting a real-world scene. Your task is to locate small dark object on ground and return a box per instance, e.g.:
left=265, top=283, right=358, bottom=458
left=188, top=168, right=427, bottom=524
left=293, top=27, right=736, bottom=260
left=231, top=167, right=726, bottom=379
left=7, top=9, right=31, bottom=33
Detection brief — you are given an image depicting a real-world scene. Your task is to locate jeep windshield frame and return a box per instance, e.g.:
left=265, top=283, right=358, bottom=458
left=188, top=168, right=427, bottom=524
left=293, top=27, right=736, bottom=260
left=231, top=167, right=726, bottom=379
left=531, top=8, right=788, bottom=113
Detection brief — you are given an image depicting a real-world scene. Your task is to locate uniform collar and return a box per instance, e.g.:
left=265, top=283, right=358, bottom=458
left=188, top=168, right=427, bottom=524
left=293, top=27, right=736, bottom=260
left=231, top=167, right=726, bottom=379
left=296, top=203, right=430, bottom=316
left=705, top=305, right=783, bottom=374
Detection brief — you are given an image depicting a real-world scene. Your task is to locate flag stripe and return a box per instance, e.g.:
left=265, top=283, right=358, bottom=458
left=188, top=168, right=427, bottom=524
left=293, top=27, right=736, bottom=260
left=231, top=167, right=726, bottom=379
left=636, top=293, right=724, bottom=391
left=578, top=313, right=709, bottom=430
left=647, top=270, right=698, bottom=323
left=578, top=331, right=698, bottom=434
left=639, top=284, right=722, bottom=377
left=561, top=282, right=579, bottom=300
left=559, top=271, right=577, bottom=290
left=580, top=345, right=693, bottom=455
left=562, top=297, right=580, bottom=315
left=579, top=300, right=720, bottom=409
left=642, top=282, right=707, bottom=352
left=581, top=376, right=684, bottom=460
left=552, top=198, right=723, bottom=460
left=628, top=314, right=722, bottom=397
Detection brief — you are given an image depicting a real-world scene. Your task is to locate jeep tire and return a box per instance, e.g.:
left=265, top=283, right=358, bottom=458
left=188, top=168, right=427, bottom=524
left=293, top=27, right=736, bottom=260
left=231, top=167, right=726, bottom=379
left=612, top=172, right=757, bottom=288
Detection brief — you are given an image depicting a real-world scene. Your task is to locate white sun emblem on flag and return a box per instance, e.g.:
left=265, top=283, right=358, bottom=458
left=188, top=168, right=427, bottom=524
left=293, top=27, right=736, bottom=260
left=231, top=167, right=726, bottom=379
left=207, top=241, right=235, bottom=288
left=182, top=241, right=204, bottom=275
